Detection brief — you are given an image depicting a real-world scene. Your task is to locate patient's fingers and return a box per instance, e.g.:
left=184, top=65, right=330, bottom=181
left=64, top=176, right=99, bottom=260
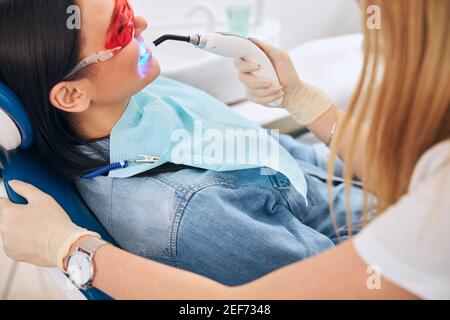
left=234, top=58, right=261, bottom=73
left=238, top=73, right=273, bottom=90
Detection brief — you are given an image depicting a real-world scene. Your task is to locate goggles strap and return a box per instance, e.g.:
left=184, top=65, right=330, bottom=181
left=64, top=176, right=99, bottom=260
left=64, top=47, right=121, bottom=79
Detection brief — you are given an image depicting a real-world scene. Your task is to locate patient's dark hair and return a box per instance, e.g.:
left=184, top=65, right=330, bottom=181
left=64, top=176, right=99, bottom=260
left=0, top=0, right=109, bottom=179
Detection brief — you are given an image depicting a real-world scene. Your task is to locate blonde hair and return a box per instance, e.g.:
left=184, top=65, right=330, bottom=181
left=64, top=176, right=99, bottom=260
left=328, top=0, right=450, bottom=229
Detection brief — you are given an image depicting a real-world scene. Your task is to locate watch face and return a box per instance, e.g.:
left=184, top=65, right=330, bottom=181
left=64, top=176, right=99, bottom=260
left=67, top=252, right=93, bottom=287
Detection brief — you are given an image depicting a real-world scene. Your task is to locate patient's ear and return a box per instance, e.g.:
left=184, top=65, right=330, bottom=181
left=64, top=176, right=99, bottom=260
left=50, top=78, right=94, bottom=113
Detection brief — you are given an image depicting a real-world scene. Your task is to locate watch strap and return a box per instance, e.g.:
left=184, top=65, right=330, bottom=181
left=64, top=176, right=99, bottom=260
left=70, top=238, right=109, bottom=290
left=77, top=238, right=109, bottom=256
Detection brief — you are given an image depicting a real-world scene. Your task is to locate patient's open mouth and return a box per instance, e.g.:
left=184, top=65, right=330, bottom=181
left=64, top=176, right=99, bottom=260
left=136, top=36, right=152, bottom=67
left=139, top=43, right=152, bottom=66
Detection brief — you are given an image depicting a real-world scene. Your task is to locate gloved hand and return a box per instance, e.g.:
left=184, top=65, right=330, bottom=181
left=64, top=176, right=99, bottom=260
left=0, top=180, right=100, bottom=271
left=234, top=38, right=335, bottom=126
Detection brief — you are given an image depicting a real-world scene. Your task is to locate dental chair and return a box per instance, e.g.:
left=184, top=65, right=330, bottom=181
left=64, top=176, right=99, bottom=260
left=0, top=33, right=364, bottom=299
left=0, top=82, right=116, bottom=300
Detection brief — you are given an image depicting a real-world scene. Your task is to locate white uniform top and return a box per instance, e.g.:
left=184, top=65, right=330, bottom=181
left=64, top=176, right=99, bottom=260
left=354, top=140, right=450, bottom=300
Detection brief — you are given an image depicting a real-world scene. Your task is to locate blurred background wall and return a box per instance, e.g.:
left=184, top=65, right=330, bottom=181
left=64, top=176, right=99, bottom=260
left=131, top=0, right=362, bottom=49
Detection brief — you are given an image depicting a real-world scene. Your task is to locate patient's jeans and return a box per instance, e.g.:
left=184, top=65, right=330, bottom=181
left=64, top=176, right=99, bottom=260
left=75, top=135, right=364, bottom=286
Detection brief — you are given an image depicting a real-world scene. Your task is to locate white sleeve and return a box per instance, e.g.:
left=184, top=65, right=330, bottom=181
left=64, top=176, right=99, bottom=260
left=353, top=165, right=450, bottom=300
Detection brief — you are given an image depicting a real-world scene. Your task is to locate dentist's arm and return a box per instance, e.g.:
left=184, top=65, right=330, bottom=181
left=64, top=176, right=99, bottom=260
left=235, top=39, right=368, bottom=180
left=0, top=180, right=230, bottom=300
left=0, top=181, right=416, bottom=300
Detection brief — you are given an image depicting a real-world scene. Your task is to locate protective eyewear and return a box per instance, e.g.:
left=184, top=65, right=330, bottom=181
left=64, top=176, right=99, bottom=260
left=64, top=0, right=135, bottom=79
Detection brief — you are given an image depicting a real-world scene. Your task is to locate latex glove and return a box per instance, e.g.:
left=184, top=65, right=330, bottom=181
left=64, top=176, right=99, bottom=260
left=234, top=38, right=335, bottom=126
left=0, top=180, right=100, bottom=271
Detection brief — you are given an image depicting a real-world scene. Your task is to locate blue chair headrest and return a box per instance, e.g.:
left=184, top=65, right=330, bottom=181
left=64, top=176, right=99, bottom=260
left=0, top=82, right=34, bottom=149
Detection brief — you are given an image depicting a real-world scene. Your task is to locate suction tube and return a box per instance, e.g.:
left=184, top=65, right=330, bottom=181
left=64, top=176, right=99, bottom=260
left=153, top=34, right=200, bottom=47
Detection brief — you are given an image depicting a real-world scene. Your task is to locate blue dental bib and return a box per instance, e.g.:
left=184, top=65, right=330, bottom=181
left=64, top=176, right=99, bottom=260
left=109, top=77, right=308, bottom=201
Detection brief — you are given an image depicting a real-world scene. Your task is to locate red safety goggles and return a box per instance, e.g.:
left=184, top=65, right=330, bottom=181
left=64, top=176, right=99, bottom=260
left=64, top=0, right=136, bottom=79
left=105, top=0, right=136, bottom=50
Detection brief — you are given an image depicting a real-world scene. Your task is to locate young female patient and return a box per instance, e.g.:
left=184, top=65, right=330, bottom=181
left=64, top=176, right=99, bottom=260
left=0, top=0, right=364, bottom=285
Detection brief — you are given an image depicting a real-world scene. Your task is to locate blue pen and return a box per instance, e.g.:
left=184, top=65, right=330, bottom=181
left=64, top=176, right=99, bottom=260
left=81, top=155, right=160, bottom=179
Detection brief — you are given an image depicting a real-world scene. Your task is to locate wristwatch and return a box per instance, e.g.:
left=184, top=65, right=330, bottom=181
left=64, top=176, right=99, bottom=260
left=66, top=238, right=109, bottom=290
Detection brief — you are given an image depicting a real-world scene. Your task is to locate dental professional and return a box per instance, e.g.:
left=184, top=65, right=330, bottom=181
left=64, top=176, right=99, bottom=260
left=0, top=0, right=449, bottom=300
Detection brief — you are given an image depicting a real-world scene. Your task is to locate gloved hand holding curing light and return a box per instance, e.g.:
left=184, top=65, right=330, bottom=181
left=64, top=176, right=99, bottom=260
left=235, top=39, right=335, bottom=126
left=0, top=180, right=100, bottom=271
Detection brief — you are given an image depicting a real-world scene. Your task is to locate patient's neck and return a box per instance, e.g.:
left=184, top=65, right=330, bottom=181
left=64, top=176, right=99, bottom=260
left=70, top=98, right=130, bottom=140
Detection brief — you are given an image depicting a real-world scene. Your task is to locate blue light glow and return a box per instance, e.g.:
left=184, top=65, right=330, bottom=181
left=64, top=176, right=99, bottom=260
left=138, top=41, right=151, bottom=67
